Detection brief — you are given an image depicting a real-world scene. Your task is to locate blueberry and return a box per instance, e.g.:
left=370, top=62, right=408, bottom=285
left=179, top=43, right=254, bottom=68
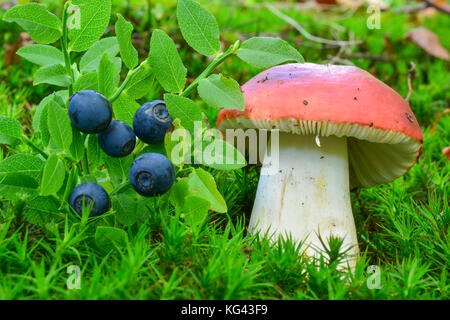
left=69, top=182, right=111, bottom=217
left=133, top=100, right=173, bottom=144
left=129, top=153, right=175, bottom=197
left=69, top=90, right=112, bottom=134
left=98, top=120, right=136, bottom=157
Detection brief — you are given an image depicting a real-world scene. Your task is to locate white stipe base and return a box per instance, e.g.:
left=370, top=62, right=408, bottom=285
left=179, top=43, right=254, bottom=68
left=249, top=132, right=359, bottom=268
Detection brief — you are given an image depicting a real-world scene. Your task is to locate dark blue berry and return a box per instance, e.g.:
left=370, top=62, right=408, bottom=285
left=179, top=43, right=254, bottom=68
left=98, top=120, right=136, bottom=157
left=69, top=182, right=111, bottom=217
left=129, top=153, right=175, bottom=197
left=69, top=90, right=112, bottom=134
left=133, top=100, right=173, bottom=144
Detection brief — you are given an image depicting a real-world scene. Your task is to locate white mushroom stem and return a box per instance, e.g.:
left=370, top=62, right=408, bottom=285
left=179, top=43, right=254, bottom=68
left=249, top=132, right=359, bottom=266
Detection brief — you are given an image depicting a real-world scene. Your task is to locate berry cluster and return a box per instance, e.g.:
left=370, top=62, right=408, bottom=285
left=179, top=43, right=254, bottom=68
left=68, top=90, right=175, bottom=217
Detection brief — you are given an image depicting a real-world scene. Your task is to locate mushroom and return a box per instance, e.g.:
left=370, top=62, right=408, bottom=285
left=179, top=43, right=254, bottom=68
left=217, top=63, right=423, bottom=266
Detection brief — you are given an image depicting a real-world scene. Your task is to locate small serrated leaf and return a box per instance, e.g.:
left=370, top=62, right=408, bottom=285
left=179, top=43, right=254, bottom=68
left=177, top=0, right=220, bottom=56
left=80, top=37, right=119, bottom=72
left=188, top=168, right=227, bottom=213
left=149, top=29, right=187, bottom=93
left=47, top=99, right=72, bottom=151
left=115, top=14, right=138, bottom=70
left=69, top=0, right=112, bottom=52
left=95, top=226, right=128, bottom=253
left=40, top=154, right=66, bottom=196
left=3, top=3, right=62, bottom=44
left=198, top=74, right=245, bottom=110
left=34, top=64, right=70, bottom=87
left=164, top=94, right=202, bottom=133
left=24, top=196, right=61, bottom=225
left=105, top=154, right=134, bottom=181
left=112, top=93, right=140, bottom=127
left=0, top=154, right=44, bottom=181
left=87, top=134, right=104, bottom=167
left=0, top=116, right=23, bottom=146
left=237, top=37, right=304, bottom=69
left=113, top=194, right=137, bottom=226
left=70, top=130, right=85, bottom=162
left=73, top=72, right=98, bottom=92
left=98, top=53, right=116, bottom=97
left=123, top=64, right=155, bottom=99
left=183, top=195, right=210, bottom=226
left=17, top=44, right=64, bottom=66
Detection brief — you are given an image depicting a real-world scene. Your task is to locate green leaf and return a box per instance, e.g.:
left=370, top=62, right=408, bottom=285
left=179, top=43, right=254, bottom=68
left=169, top=177, right=190, bottom=209
left=47, top=99, right=72, bottom=151
left=39, top=99, right=51, bottom=146
left=237, top=37, right=304, bottom=69
left=0, top=154, right=44, bottom=181
left=164, top=119, right=190, bottom=167
left=149, top=29, right=187, bottom=93
left=98, top=53, right=116, bottom=98
left=63, top=166, right=79, bottom=203
left=115, top=14, right=138, bottom=70
left=112, top=93, right=140, bottom=127
left=201, top=133, right=247, bottom=170
left=183, top=195, right=210, bottom=226
left=87, top=134, right=104, bottom=167
left=123, top=64, right=155, bottom=99
left=141, top=144, right=167, bottom=157
left=164, top=94, right=202, bottom=132
left=33, top=94, right=54, bottom=132
left=69, top=0, right=112, bottom=52
left=70, top=130, right=85, bottom=162
left=0, top=116, right=22, bottom=146
left=3, top=3, right=62, bottom=44
left=73, top=72, right=98, bottom=92
left=188, top=168, right=227, bottom=213
left=113, top=194, right=137, bottom=226
left=112, top=57, right=122, bottom=86
left=0, top=173, right=38, bottom=189
left=198, top=74, right=245, bottom=110
left=17, top=44, right=64, bottom=66
left=95, top=226, right=128, bottom=253
left=24, top=196, right=61, bottom=226
left=40, top=154, right=66, bottom=196
left=105, top=155, right=133, bottom=181
left=176, top=0, right=220, bottom=56
left=80, top=37, right=119, bottom=72
left=34, top=64, right=71, bottom=87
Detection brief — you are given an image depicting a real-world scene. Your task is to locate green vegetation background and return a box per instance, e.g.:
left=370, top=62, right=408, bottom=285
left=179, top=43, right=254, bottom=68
left=0, top=0, right=448, bottom=299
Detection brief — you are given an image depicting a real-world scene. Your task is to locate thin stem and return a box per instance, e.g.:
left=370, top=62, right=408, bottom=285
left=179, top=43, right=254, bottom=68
left=181, top=40, right=240, bottom=98
left=109, top=60, right=148, bottom=103
left=81, top=133, right=90, bottom=175
left=61, top=2, right=74, bottom=97
left=23, top=136, right=48, bottom=159
left=133, top=140, right=145, bottom=155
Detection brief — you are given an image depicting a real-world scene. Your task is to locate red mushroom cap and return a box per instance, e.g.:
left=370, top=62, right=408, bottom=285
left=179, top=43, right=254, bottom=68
left=217, top=63, right=423, bottom=188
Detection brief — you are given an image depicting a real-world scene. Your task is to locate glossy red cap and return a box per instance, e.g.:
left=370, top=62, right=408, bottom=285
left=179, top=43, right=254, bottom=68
left=217, top=63, right=422, bottom=142
left=217, top=63, right=424, bottom=188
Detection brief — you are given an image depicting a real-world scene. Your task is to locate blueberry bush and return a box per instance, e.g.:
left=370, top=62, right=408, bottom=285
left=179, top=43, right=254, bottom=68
left=0, top=0, right=303, bottom=243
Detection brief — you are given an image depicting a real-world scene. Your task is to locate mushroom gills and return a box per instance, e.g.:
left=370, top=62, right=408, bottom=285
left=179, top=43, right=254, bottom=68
left=249, top=132, right=359, bottom=265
